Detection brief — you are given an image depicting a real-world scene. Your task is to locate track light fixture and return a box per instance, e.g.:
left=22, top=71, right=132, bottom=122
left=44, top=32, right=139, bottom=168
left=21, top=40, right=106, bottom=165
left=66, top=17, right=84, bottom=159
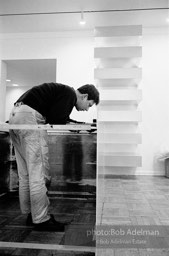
left=79, top=11, right=86, bottom=25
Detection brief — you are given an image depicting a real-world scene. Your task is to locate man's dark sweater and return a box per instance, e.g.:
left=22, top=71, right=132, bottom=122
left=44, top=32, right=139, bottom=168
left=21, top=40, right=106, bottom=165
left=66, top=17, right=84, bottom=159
left=16, top=83, right=77, bottom=124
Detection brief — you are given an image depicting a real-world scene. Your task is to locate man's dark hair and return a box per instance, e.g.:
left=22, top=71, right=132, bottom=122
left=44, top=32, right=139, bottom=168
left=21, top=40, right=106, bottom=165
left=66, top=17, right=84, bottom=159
left=77, top=84, right=100, bottom=105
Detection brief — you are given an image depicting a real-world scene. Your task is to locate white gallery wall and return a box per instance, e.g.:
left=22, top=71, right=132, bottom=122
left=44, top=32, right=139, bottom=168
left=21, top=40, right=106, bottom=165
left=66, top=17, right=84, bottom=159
left=1, top=31, right=96, bottom=123
left=0, top=26, right=169, bottom=175
left=139, top=27, right=169, bottom=175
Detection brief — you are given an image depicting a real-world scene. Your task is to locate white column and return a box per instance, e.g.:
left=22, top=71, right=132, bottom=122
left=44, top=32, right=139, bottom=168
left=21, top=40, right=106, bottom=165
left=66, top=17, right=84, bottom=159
left=0, top=61, right=7, bottom=122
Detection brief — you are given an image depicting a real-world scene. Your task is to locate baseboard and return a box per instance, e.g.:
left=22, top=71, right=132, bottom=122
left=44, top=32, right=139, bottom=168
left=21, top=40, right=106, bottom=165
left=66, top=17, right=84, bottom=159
left=98, top=170, right=165, bottom=179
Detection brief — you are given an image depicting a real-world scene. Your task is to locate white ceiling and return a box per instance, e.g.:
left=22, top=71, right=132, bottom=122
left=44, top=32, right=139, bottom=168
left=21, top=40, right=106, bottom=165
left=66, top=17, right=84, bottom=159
left=0, top=0, right=169, bottom=33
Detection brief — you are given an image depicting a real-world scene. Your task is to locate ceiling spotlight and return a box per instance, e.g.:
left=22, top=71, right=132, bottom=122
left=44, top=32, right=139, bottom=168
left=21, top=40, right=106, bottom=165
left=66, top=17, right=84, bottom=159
left=12, top=84, right=19, bottom=87
left=80, top=11, right=86, bottom=25
left=6, top=79, right=11, bottom=82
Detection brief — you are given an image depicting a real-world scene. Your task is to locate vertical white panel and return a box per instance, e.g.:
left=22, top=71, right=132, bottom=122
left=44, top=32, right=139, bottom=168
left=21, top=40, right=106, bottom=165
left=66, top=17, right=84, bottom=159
left=0, top=61, right=7, bottom=122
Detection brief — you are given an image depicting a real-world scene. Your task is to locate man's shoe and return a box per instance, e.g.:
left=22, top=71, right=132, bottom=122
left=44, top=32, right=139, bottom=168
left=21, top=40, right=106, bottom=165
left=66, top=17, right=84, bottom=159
left=26, top=213, right=33, bottom=226
left=34, top=214, right=65, bottom=232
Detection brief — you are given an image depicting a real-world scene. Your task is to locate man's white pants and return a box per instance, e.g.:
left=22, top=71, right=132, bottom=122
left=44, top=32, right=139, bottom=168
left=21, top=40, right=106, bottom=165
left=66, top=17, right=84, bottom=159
left=9, top=104, right=51, bottom=224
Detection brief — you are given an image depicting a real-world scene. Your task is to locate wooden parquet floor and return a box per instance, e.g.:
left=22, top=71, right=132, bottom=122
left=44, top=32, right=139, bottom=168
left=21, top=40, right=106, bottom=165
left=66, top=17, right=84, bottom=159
left=0, top=191, right=96, bottom=256
left=96, top=176, right=169, bottom=256
left=2, top=176, right=169, bottom=255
